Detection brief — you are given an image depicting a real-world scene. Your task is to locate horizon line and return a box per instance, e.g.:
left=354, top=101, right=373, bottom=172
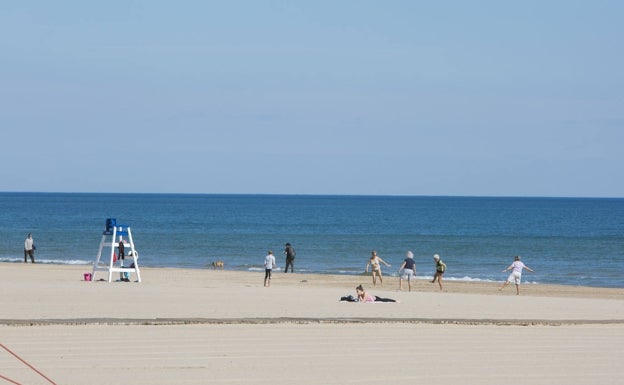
left=1, top=190, right=622, bottom=200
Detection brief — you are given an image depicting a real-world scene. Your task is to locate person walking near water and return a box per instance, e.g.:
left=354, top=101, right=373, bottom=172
left=24, top=233, right=35, bottom=263
left=431, top=254, right=446, bottom=291
left=284, top=243, right=296, bottom=273
left=365, top=250, right=391, bottom=287
left=397, top=251, right=416, bottom=291
left=499, top=255, right=534, bottom=295
left=264, top=251, right=276, bottom=287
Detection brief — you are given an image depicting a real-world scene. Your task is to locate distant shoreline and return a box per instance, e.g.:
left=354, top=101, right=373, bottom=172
left=2, top=260, right=624, bottom=290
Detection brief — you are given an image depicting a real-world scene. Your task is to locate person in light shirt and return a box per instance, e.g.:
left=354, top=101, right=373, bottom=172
left=24, top=233, right=35, bottom=263
left=499, top=255, right=534, bottom=295
left=264, top=251, right=276, bottom=287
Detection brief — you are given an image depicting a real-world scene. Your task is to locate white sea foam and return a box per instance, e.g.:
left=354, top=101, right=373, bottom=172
left=444, top=276, right=497, bottom=283
left=0, top=258, right=91, bottom=265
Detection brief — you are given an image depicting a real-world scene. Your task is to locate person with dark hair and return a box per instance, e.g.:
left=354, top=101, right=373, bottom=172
left=284, top=243, right=296, bottom=273
left=264, top=251, right=276, bottom=287
left=118, top=237, right=125, bottom=260
left=366, top=250, right=391, bottom=287
left=355, top=285, right=397, bottom=303
left=118, top=237, right=128, bottom=281
left=24, top=233, right=35, bottom=263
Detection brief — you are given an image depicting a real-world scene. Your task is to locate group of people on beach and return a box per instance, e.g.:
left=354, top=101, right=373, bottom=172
left=262, top=243, right=534, bottom=297
left=24, top=233, right=533, bottom=296
left=351, top=253, right=533, bottom=303
left=364, top=250, right=535, bottom=296
left=366, top=250, right=447, bottom=292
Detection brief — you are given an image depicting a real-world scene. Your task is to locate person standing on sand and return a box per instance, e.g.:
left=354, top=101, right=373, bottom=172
left=397, top=251, right=416, bottom=291
left=264, top=251, right=276, bottom=287
left=365, top=251, right=391, bottom=287
left=431, top=254, right=446, bottom=291
left=24, top=233, right=35, bottom=263
left=499, top=255, right=534, bottom=295
left=284, top=243, right=296, bottom=273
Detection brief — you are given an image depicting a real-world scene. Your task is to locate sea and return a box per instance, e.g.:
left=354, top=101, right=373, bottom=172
left=1, top=193, right=623, bottom=288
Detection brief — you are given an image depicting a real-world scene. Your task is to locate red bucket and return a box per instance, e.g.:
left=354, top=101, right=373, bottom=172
left=84, top=273, right=92, bottom=281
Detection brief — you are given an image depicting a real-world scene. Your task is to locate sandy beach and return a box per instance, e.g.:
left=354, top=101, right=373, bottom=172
left=1, top=264, right=623, bottom=384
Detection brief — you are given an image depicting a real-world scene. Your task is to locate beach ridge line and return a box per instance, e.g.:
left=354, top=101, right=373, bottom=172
left=1, top=317, right=623, bottom=327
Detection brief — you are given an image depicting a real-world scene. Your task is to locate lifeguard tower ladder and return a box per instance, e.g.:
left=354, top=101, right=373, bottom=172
left=92, top=218, right=142, bottom=283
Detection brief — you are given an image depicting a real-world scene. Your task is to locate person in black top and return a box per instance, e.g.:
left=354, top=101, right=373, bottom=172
left=118, top=238, right=129, bottom=281
left=398, top=251, right=417, bottom=291
left=118, top=238, right=125, bottom=260
left=284, top=243, right=296, bottom=273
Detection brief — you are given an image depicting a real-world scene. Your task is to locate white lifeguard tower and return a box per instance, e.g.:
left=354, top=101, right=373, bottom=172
left=92, top=218, right=142, bottom=283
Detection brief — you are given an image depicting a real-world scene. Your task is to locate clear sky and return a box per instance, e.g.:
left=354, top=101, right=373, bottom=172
left=1, top=1, right=622, bottom=197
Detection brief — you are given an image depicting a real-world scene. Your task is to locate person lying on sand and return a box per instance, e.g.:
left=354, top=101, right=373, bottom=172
left=355, top=284, right=397, bottom=303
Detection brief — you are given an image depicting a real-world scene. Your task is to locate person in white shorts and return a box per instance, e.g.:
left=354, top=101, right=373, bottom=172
left=398, top=251, right=417, bottom=291
left=499, top=255, right=534, bottom=295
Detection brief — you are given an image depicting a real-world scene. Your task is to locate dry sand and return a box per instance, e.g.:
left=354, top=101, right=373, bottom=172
left=1, top=264, right=623, bottom=385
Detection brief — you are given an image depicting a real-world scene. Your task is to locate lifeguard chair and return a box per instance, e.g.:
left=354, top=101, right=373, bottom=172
left=92, top=218, right=142, bottom=283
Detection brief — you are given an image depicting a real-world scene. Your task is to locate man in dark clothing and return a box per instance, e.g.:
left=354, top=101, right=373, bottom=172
left=24, top=233, right=35, bottom=263
left=118, top=238, right=125, bottom=260
left=284, top=243, right=296, bottom=273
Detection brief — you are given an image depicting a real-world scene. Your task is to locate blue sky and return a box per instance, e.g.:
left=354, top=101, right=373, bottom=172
left=1, top=1, right=622, bottom=197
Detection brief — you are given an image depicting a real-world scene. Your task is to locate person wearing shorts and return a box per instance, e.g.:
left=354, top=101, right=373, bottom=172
left=365, top=250, right=391, bottom=287
left=398, top=251, right=417, bottom=291
left=431, top=254, right=446, bottom=291
left=499, top=255, right=534, bottom=295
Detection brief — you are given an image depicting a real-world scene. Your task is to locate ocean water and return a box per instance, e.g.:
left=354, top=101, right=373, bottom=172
left=0, top=193, right=622, bottom=288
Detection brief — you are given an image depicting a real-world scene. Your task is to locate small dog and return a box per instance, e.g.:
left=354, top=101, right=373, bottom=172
left=211, top=260, right=224, bottom=270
